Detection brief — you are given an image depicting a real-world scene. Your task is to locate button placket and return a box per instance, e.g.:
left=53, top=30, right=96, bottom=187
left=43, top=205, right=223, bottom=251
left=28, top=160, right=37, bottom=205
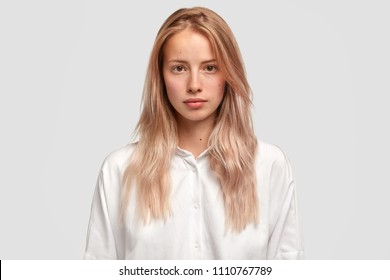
left=190, top=160, right=202, bottom=256
left=175, top=147, right=206, bottom=258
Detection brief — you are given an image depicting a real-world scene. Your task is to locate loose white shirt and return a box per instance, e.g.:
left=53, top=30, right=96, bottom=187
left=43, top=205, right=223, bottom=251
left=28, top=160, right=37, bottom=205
left=84, top=140, right=303, bottom=259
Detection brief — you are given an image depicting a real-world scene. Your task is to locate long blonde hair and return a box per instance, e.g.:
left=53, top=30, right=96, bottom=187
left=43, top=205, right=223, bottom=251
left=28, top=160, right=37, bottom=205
left=122, top=7, right=258, bottom=231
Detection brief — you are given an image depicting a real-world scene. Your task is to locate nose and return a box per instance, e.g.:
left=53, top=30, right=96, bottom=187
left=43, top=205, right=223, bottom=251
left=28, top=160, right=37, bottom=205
left=187, top=72, right=202, bottom=93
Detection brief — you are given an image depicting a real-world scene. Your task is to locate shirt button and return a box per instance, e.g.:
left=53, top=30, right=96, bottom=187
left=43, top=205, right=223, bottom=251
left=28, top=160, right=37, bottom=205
left=194, top=243, right=200, bottom=249
left=194, top=204, right=199, bottom=209
left=192, top=168, right=196, bottom=172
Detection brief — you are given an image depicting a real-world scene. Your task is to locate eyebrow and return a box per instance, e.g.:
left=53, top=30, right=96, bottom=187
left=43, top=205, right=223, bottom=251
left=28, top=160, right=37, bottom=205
left=167, top=59, right=217, bottom=64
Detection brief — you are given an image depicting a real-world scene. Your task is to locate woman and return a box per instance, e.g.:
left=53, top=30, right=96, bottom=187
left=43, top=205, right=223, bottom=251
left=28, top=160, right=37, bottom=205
left=84, top=7, right=303, bottom=259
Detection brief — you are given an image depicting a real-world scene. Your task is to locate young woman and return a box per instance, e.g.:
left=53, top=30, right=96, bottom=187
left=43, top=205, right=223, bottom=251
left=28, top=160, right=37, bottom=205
left=84, top=7, right=303, bottom=260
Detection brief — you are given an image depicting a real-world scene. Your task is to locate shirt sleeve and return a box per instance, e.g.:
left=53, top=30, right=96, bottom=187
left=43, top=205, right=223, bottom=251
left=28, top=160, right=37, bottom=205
left=266, top=147, right=304, bottom=259
left=84, top=161, right=124, bottom=259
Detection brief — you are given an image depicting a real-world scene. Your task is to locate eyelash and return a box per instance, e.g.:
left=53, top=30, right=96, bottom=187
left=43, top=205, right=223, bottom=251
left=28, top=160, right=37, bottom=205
left=171, top=65, right=218, bottom=73
left=205, top=65, right=218, bottom=72
left=172, top=65, right=186, bottom=72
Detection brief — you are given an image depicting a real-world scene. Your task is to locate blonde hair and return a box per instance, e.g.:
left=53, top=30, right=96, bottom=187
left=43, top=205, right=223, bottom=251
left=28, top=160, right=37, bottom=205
left=122, top=7, right=258, bottom=231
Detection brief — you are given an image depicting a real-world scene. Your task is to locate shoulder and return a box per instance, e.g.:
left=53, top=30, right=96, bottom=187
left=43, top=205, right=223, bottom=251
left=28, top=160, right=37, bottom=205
left=256, top=140, right=294, bottom=181
left=257, top=140, right=290, bottom=166
left=100, top=143, right=136, bottom=174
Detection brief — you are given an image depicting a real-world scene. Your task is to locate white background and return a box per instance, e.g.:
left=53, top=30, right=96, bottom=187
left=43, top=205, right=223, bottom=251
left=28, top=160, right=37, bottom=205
left=0, top=0, right=389, bottom=259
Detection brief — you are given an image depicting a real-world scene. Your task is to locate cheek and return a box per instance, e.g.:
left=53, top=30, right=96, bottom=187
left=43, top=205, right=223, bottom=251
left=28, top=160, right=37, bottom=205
left=217, top=80, right=226, bottom=97
left=216, top=75, right=225, bottom=88
left=164, top=75, right=183, bottom=97
left=163, top=76, right=177, bottom=98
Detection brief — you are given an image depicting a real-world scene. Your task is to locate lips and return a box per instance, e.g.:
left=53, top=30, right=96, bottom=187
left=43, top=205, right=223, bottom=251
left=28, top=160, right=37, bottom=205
left=183, top=98, right=207, bottom=103
left=183, top=98, right=207, bottom=109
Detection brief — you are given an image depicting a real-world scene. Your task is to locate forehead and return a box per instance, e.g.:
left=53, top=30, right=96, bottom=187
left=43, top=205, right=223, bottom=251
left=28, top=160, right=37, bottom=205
left=163, top=29, right=215, bottom=61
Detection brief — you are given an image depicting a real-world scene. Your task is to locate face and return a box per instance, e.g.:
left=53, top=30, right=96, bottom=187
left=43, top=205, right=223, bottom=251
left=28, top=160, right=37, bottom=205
left=162, top=29, right=225, bottom=126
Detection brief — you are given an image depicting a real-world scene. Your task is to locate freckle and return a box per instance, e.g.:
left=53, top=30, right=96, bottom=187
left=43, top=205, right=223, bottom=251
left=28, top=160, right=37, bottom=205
left=200, top=138, right=202, bottom=141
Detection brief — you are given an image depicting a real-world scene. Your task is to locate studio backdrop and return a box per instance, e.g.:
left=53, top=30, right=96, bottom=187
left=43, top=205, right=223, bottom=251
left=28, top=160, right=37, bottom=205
left=0, top=0, right=389, bottom=259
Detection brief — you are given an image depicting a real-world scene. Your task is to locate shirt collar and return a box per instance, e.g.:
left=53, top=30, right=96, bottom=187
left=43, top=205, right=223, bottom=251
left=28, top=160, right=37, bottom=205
left=176, top=146, right=210, bottom=159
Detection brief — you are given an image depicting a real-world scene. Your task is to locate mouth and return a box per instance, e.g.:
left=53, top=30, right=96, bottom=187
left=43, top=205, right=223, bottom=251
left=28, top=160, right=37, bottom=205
left=183, top=98, right=207, bottom=103
left=183, top=98, right=207, bottom=109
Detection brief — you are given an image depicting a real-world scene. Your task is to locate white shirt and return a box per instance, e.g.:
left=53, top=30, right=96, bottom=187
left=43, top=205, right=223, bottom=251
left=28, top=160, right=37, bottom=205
left=84, top=140, right=304, bottom=259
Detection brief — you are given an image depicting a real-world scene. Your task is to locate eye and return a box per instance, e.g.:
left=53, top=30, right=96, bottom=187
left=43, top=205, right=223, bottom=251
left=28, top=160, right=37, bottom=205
left=172, top=65, right=186, bottom=73
left=205, top=65, right=218, bottom=73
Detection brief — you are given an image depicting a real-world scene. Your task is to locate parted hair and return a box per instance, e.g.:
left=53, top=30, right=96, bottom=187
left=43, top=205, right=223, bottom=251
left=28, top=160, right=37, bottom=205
left=121, top=7, right=258, bottom=231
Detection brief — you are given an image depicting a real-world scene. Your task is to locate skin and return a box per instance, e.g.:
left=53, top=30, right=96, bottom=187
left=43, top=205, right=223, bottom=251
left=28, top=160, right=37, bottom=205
left=163, top=29, right=226, bottom=157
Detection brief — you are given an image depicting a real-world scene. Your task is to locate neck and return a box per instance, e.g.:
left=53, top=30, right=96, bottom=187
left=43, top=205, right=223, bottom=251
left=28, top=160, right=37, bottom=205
left=176, top=116, right=215, bottom=158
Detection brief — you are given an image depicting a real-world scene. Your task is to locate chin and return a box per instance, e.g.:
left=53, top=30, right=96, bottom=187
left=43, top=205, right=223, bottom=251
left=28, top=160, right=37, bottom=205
left=182, top=114, right=214, bottom=123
